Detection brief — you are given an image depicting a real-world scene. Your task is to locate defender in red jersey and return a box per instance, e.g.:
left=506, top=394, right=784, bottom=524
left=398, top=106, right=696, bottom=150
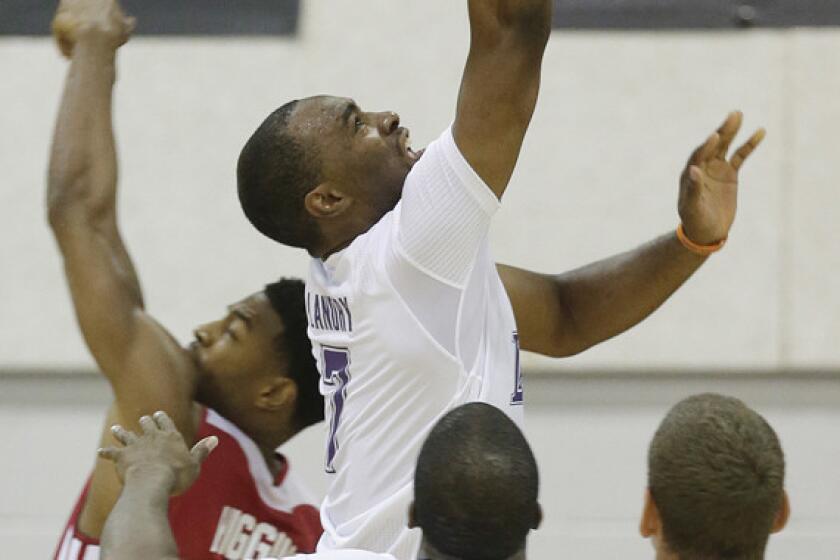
left=48, top=0, right=324, bottom=557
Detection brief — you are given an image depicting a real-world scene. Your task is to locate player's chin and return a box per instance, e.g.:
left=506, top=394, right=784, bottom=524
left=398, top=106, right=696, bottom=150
left=187, top=341, right=207, bottom=367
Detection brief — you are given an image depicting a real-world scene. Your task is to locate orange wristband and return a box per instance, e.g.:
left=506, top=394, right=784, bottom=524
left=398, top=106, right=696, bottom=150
left=676, top=224, right=726, bottom=256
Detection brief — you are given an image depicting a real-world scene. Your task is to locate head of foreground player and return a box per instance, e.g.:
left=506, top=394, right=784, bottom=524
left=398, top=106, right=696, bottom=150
left=190, top=279, right=323, bottom=437
left=408, top=403, right=542, bottom=560
left=237, top=96, right=422, bottom=258
left=640, top=393, right=790, bottom=560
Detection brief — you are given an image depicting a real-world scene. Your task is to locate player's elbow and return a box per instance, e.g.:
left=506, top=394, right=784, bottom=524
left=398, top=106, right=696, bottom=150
left=533, top=332, right=595, bottom=359
left=47, top=187, right=74, bottom=232
left=501, top=2, right=552, bottom=47
left=472, top=1, right=552, bottom=51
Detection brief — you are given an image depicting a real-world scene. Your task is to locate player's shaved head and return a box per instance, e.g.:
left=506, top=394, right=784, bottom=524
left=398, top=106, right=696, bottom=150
left=238, top=95, right=421, bottom=257
left=237, top=99, right=323, bottom=249
left=647, top=393, right=786, bottom=560
left=413, top=403, right=540, bottom=560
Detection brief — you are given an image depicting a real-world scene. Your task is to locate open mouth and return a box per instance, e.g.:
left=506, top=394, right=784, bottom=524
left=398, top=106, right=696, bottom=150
left=399, top=128, right=424, bottom=163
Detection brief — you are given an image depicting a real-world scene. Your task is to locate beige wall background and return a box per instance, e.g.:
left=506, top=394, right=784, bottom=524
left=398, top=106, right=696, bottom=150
left=1, top=1, right=839, bottom=558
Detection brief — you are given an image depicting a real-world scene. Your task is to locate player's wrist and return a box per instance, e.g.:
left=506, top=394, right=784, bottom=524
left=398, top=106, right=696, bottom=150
left=73, top=32, right=121, bottom=56
left=676, top=224, right=726, bottom=257
left=123, top=463, right=178, bottom=493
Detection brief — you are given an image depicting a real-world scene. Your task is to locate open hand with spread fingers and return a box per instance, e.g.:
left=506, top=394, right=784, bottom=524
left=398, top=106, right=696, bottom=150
left=98, top=411, right=218, bottom=496
left=678, top=111, right=766, bottom=247
left=52, top=0, right=136, bottom=58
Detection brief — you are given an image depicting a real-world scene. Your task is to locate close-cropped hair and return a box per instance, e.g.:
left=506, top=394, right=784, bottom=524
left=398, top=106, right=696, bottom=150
left=264, top=278, right=323, bottom=430
left=414, top=403, right=539, bottom=560
left=648, top=393, right=785, bottom=560
left=238, top=100, right=321, bottom=250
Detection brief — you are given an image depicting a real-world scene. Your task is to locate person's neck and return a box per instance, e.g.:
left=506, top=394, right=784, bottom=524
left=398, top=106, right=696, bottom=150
left=314, top=235, right=354, bottom=260
left=225, top=410, right=297, bottom=479
left=311, top=212, right=384, bottom=259
left=417, top=541, right=526, bottom=560
left=257, top=424, right=296, bottom=476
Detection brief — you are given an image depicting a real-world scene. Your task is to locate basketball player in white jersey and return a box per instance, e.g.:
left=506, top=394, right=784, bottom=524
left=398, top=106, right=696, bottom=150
left=100, top=404, right=540, bottom=560
left=236, top=2, right=765, bottom=557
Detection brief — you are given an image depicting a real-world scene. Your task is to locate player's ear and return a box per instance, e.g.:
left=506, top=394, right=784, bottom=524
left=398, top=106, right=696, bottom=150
left=305, top=183, right=352, bottom=219
left=771, top=491, right=790, bottom=534
left=640, top=488, right=660, bottom=538
left=532, top=503, right=543, bottom=530
left=407, top=501, right=417, bottom=529
left=256, top=377, right=297, bottom=412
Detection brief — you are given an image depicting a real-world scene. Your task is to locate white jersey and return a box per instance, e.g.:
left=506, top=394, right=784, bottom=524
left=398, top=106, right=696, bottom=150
left=306, top=127, right=524, bottom=560
left=285, top=552, right=395, bottom=560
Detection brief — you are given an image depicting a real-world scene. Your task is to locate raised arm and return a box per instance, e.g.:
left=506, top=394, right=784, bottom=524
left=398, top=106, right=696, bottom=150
left=502, top=112, right=765, bottom=357
left=454, top=0, right=552, bottom=198
left=48, top=0, right=195, bottom=429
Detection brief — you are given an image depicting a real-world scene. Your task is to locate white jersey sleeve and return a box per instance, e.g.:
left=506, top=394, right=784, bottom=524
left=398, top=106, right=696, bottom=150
left=395, top=126, right=500, bottom=288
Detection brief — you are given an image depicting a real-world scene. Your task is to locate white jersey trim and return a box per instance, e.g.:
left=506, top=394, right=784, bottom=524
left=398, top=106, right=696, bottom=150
left=205, top=409, right=317, bottom=513
left=441, top=126, right=502, bottom=214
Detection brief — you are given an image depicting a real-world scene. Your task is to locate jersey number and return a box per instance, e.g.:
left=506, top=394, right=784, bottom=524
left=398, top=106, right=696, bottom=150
left=510, top=332, right=524, bottom=405
left=323, top=347, right=350, bottom=473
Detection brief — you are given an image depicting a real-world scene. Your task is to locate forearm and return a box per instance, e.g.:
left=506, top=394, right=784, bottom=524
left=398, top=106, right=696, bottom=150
left=554, top=231, right=706, bottom=354
left=48, top=37, right=118, bottom=228
left=101, top=468, right=180, bottom=560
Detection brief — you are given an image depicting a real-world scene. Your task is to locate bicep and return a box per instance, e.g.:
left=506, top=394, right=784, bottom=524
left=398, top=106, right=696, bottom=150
left=498, top=264, right=581, bottom=357
left=454, top=3, right=550, bottom=197
left=56, top=217, right=196, bottom=425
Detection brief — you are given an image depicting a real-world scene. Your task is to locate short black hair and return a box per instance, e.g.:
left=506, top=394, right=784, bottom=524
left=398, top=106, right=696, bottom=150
left=263, top=278, right=323, bottom=430
left=414, top=403, right=539, bottom=560
left=649, top=393, right=785, bottom=560
left=238, top=100, right=321, bottom=249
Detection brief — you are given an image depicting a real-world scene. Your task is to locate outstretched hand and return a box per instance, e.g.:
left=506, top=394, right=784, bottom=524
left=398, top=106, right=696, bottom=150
left=99, top=411, right=217, bottom=496
left=678, top=111, right=765, bottom=246
left=52, top=0, right=135, bottom=58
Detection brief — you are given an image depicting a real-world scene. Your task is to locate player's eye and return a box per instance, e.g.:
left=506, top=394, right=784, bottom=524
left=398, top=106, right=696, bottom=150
left=354, top=116, right=363, bottom=131
left=225, top=318, right=244, bottom=341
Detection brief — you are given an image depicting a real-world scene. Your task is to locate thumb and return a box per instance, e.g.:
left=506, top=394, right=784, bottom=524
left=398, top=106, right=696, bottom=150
left=689, top=165, right=704, bottom=185
left=190, top=436, right=218, bottom=465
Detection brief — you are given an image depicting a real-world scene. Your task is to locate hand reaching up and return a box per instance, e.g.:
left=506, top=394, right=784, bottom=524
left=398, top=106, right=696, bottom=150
left=99, top=411, right=218, bottom=496
left=678, top=111, right=766, bottom=246
left=52, top=0, right=136, bottom=58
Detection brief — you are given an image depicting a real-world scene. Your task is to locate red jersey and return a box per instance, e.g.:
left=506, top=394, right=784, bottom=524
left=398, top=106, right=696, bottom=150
left=54, top=408, right=322, bottom=560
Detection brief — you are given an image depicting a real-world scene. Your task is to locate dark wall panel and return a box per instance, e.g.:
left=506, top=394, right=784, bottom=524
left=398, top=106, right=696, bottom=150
left=1, top=0, right=300, bottom=36
left=554, top=0, right=840, bottom=29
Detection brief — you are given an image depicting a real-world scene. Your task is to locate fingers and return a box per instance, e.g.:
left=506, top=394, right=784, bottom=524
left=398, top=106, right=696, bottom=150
left=190, top=436, right=219, bottom=465
left=715, top=111, right=743, bottom=157
left=111, top=424, right=137, bottom=446
left=689, top=133, right=721, bottom=167
left=730, top=128, right=766, bottom=171
left=97, top=446, right=120, bottom=462
left=153, top=411, right=176, bottom=432
left=139, top=415, right=158, bottom=436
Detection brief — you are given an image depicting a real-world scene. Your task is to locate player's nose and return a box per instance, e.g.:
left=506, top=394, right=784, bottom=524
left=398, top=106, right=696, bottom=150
left=377, top=112, right=400, bottom=136
left=193, top=328, right=211, bottom=347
